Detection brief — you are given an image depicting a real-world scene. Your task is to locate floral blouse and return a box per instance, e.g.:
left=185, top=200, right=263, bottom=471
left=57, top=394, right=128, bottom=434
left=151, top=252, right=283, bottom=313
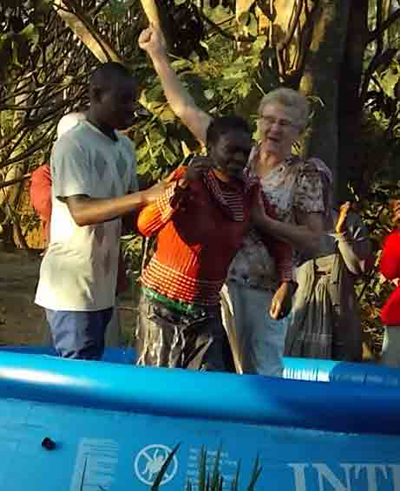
left=227, top=152, right=326, bottom=291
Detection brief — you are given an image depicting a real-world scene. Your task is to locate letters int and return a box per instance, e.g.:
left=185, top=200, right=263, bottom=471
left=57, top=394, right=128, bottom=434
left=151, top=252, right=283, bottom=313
left=288, top=463, right=400, bottom=491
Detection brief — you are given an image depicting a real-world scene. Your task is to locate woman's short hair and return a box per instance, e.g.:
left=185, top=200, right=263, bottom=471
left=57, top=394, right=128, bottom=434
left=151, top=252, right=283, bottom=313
left=258, top=88, right=310, bottom=130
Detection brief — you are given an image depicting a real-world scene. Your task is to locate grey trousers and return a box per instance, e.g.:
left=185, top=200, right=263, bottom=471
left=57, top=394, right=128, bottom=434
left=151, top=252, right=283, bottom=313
left=221, top=281, right=287, bottom=376
left=135, top=294, right=235, bottom=372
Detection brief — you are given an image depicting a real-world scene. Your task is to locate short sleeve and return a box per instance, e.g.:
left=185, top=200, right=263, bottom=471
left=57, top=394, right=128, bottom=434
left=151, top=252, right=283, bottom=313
left=51, top=136, right=93, bottom=200
left=292, top=159, right=325, bottom=214
left=129, top=154, right=139, bottom=193
left=120, top=135, right=138, bottom=193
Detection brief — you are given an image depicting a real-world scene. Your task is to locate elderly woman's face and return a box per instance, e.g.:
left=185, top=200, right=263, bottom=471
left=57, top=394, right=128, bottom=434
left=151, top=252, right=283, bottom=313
left=258, top=103, right=300, bottom=157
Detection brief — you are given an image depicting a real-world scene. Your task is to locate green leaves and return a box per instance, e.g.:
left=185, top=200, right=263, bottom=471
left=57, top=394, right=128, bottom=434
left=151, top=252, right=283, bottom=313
left=19, top=23, right=40, bottom=48
left=151, top=444, right=262, bottom=491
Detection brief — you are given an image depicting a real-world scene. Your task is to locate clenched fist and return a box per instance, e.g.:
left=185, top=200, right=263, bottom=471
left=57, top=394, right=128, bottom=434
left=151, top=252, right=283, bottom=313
left=138, top=26, right=167, bottom=58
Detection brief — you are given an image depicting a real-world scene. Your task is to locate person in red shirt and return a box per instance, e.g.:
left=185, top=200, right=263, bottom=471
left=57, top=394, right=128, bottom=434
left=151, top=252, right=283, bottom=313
left=30, top=112, right=87, bottom=249
left=379, top=200, right=400, bottom=367
left=135, top=115, right=293, bottom=372
left=30, top=163, right=52, bottom=247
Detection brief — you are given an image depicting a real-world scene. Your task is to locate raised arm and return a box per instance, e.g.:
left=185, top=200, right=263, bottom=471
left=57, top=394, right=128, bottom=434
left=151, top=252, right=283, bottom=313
left=336, top=227, right=372, bottom=276
left=334, top=204, right=373, bottom=276
left=139, top=26, right=212, bottom=146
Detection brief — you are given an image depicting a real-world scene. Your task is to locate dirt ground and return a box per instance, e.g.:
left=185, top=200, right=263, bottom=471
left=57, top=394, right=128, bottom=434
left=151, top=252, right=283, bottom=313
left=0, top=250, right=45, bottom=345
left=0, top=249, right=137, bottom=347
left=0, top=248, right=380, bottom=361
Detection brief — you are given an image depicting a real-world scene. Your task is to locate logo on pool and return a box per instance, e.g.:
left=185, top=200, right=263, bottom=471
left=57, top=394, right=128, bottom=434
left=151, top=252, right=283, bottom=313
left=134, top=444, right=178, bottom=486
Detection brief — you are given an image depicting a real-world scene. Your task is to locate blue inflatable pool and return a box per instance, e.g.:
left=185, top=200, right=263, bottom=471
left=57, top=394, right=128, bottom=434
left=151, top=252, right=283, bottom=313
left=0, top=347, right=399, bottom=490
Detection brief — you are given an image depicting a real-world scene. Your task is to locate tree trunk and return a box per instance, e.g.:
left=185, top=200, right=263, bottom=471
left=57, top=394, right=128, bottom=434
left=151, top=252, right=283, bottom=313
left=337, top=0, right=369, bottom=201
left=299, top=1, right=351, bottom=202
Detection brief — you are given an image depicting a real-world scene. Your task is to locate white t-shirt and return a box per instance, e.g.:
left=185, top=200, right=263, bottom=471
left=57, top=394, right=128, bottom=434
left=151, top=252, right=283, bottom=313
left=35, top=121, right=138, bottom=311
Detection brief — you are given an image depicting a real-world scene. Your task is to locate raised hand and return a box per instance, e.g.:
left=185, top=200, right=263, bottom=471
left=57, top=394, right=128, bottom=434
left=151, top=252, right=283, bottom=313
left=138, top=26, right=167, bottom=58
left=335, top=201, right=351, bottom=234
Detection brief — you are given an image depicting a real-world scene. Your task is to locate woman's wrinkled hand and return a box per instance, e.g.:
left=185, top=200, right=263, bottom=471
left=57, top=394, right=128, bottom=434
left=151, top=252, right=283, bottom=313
left=269, top=282, right=294, bottom=320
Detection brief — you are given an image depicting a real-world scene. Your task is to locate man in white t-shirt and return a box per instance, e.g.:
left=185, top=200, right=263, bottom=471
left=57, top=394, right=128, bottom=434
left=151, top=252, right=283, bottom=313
left=35, top=62, right=169, bottom=360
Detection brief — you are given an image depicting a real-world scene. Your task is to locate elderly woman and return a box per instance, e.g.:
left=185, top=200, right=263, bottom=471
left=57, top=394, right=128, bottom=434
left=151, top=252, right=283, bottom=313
left=139, top=27, right=326, bottom=375
left=284, top=170, right=372, bottom=361
left=224, top=88, right=329, bottom=375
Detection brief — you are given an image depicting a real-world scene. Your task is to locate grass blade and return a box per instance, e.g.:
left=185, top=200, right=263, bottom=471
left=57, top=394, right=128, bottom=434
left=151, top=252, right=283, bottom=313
left=247, top=454, right=262, bottom=491
left=198, top=446, right=207, bottom=491
left=151, top=443, right=181, bottom=491
left=231, top=460, right=241, bottom=491
left=210, top=447, right=222, bottom=490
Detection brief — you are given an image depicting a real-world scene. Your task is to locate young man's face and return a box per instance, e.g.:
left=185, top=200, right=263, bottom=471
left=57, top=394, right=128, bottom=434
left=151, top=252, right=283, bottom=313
left=209, top=130, right=252, bottom=178
left=97, top=77, right=138, bottom=130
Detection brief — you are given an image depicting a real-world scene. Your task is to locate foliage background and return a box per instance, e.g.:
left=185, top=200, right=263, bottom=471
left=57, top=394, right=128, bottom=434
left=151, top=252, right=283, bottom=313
left=2, top=0, right=400, bottom=354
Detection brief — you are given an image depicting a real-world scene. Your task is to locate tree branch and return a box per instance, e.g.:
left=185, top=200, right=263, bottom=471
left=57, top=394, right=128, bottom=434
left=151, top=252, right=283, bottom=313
left=368, top=7, right=400, bottom=44
left=0, top=174, right=31, bottom=190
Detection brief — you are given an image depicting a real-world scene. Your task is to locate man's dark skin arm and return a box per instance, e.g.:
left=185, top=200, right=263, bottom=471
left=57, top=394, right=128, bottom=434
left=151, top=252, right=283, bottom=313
left=64, top=181, right=169, bottom=227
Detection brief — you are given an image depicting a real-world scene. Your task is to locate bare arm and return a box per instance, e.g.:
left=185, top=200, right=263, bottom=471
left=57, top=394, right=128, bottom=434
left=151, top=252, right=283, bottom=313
left=335, top=208, right=373, bottom=276
left=64, top=182, right=170, bottom=227
left=139, top=27, right=212, bottom=145
left=336, top=232, right=372, bottom=275
left=252, top=203, right=322, bottom=254
left=293, top=210, right=325, bottom=253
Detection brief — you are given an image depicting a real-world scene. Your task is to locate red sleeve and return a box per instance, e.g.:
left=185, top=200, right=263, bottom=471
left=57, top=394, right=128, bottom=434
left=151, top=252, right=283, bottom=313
left=30, top=164, right=52, bottom=222
left=268, top=237, right=293, bottom=283
left=137, top=167, right=187, bottom=237
left=260, top=192, right=293, bottom=283
left=380, top=231, right=400, bottom=280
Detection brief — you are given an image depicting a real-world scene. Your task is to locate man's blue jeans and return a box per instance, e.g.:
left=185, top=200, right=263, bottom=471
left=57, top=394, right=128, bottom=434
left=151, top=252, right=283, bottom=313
left=45, top=308, right=113, bottom=360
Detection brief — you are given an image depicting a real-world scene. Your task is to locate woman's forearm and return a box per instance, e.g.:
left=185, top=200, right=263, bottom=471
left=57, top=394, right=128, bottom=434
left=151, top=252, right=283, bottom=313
left=255, top=216, right=320, bottom=254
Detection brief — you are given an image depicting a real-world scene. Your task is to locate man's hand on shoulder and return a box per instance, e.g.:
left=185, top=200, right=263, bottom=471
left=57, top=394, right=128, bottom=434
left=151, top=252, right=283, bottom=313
left=185, top=157, right=212, bottom=180
left=178, top=157, right=212, bottom=187
left=140, top=179, right=175, bottom=205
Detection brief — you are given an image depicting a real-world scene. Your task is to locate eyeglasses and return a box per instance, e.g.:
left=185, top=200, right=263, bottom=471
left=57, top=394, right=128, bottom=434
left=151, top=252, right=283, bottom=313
left=259, top=115, right=298, bottom=129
